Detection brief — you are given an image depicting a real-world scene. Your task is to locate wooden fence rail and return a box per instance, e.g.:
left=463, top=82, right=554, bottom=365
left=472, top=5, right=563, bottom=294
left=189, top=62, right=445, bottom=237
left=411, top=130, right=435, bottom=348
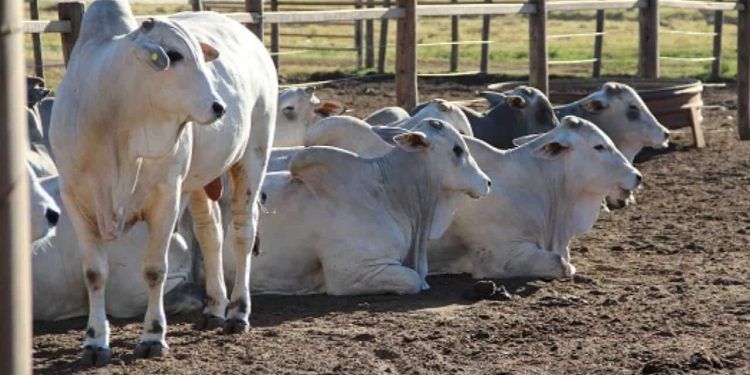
left=21, top=0, right=750, bottom=140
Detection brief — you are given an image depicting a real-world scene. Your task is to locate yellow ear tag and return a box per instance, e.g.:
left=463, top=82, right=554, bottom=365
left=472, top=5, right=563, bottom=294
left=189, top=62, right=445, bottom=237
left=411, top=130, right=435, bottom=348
left=151, top=52, right=158, bottom=61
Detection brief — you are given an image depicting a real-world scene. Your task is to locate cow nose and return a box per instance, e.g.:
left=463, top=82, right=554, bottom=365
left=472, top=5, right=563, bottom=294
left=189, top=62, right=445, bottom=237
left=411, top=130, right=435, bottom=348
left=211, top=102, right=226, bottom=118
left=635, top=173, right=643, bottom=185
left=663, top=130, right=670, bottom=140
left=45, top=208, right=60, bottom=227
left=487, top=180, right=492, bottom=188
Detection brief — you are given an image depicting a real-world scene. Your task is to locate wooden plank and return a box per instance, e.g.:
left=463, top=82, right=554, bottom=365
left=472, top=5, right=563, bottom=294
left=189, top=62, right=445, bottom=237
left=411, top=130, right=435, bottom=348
left=547, top=0, right=645, bottom=11
left=592, top=9, right=604, bottom=77
left=660, top=0, right=743, bottom=11
left=659, top=56, right=715, bottom=62
left=271, top=0, right=279, bottom=67
left=738, top=0, right=750, bottom=139
left=0, top=0, right=32, bottom=373
left=191, top=0, right=203, bottom=11
left=528, top=0, right=548, bottom=94
left=689, top=106, right=706, bottom=148
left=278, top=32, right=352, bottom=38
left=395, top=0, right=417, bottom=109
left=416, top=3, right=537, bottom=16
left=549, top=58, right=598, bottom=65
left=355, top=0, right=363, bottom=69
left=418, top=40, right=491, bottom=47
left=638, top=0, right=659, bottom=78
left=711, top=10, right=723, bottom=80
left=23, top=20, right=73, bottom=34
left=30, top=0, right=44, bottom=79
left=377, top=0, right=390, bottom=73
left=58, top=1, right=85, bottom=66
left=480, top=0, right=491, bottom=74
left=366, top=0, right=375, bottom=68
left=450, top=0, right=459, bottom=72
left=245, top=0, right=264, bottom=39
left=261, top=8, right=406, bottom=23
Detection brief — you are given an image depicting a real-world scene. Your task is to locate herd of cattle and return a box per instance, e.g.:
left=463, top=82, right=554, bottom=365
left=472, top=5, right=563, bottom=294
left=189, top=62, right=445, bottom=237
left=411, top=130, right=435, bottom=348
left=24, top=0, right=671, bottom=366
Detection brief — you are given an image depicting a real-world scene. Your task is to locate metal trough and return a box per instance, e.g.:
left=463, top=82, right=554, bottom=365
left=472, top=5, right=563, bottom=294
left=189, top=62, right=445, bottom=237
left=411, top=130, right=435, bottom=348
left=488, top=78, right=706, bottom=148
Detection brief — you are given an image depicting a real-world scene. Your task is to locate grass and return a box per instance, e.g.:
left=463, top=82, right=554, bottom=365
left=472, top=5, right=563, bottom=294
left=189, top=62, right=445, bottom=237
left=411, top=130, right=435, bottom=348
left=25, top=1, right=738, bottom=90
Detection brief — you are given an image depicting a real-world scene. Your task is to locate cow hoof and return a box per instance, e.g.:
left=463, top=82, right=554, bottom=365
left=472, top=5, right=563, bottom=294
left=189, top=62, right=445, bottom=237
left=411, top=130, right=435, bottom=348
left=134, top=341, right=168, bottom=359
left=81, top=345, right=111, bottom=367
left=223, top=318, right=249, bottom=335
left=561, top=259, right=577, bottom=278
left=196, top=314, right=224, bottom=331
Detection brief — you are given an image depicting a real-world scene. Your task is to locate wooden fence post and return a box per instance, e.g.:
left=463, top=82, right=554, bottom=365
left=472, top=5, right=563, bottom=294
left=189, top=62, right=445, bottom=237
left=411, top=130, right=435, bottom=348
left=528, top=0, right=548, bottom=94
left=30, top=0, right=44, bottom=79
left=450, top=0, right=459, bottom=72
left=396, top=0, right=417, bottom=109
left=355, top=0, right=364, bottom=69
left=191, top=0, right=203, bottom=11
left=366, top=0, right=375, bottom=68
left=271, top=0, right=279, bottom=68
left=638, top=0, right=659, bottom=78
left=246, top=0, right=264, bottom=40
left=710, top=10, right=723, bottom=81
left=378, top=0, right=391, bottom=73
left=592, top=9, right=604, bottom=78
left=737, top=0, right=750, bottom=139
left=479, top=0, right=491, bottom=74
left=58, top=1, right=85, bottom=66
left=0, top=0, right=32, bottom=373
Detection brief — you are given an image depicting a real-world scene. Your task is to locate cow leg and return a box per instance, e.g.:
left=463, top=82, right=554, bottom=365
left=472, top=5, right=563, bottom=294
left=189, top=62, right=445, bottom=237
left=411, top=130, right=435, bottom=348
left=225, top=112, right=274, bottom=334
left=187, top=190, right=228, bottom=329
left=135, top=187, right=181, bottom=358
left=60, top=191, right=112, bottom=366
left=322, top=256, right=423, bottom=296
left=474, top=242, right=573, bottom=280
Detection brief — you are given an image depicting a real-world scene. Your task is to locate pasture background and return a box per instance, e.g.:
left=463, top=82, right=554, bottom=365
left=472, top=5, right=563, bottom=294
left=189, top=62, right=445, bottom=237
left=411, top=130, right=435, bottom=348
left=26, top=1, right=738, bottom=90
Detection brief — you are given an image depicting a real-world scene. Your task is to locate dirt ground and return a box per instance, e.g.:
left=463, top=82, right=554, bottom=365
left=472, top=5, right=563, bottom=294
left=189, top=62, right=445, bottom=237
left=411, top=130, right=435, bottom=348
left=33, top=79, right=749, bottom=374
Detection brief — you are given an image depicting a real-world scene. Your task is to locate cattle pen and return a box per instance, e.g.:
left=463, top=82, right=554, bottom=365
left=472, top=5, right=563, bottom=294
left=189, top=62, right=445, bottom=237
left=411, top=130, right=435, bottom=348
left=21, top=0, right=750, bottom=141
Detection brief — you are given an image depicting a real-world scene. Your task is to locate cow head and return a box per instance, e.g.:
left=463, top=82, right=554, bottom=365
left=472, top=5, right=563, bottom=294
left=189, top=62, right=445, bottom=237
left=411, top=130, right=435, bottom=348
left=411, top=99, right=474, bottom=136
left=28, top=164, right=60, bottom=242
left=576, top=82, right=670, bottom=160
left=275, top=87, right=344, bottom=147
left=503, top=86, right=560, bottom=134
left=127, top=17, right=224, bottom=129
left=403, top=118, right=491, bottom=200
left=527, top=116, right=641, bottom=202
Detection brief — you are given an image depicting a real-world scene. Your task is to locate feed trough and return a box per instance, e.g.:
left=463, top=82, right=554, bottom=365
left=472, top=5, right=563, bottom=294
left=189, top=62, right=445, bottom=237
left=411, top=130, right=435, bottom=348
left=487, top=79, right=705, bottom=148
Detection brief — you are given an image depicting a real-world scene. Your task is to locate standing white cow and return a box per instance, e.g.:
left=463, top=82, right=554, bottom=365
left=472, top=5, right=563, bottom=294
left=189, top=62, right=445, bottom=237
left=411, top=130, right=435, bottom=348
left=50, top=0, right=276, bottom=365
left=429, top=117, right=642, bottom=279
left=251, top=119, right=491, bottom=295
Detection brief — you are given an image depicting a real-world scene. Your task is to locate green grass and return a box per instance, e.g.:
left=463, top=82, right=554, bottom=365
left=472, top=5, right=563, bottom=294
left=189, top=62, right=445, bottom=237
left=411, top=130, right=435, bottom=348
left=25, top=2, right=738, bottom=90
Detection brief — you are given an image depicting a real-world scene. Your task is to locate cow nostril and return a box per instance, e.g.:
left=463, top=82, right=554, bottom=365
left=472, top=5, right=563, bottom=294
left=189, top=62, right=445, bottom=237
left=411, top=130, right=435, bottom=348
left=487, top=180, right=492, bottom=188
left=212, top=102, right=226, bottom=118
left=636, top=173, right=643, bottom=184
left=45, top=208, right=60, bottom=227
left=664, top=130, right=670, bottom=140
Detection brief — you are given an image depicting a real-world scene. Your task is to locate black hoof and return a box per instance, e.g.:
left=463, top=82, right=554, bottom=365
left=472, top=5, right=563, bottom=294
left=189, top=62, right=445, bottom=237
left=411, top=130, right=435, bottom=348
left=195, top=314, right=225, bottom=330
left=134, top=341, right=168, bottom=359
left=223, top=318, right=249, bottom=335
left=81, top=345, right=112, bottom=367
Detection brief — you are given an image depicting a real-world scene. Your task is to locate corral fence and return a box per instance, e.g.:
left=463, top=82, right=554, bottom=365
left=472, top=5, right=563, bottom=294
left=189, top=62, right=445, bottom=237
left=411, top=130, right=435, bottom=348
left=22, top=0, right=750, bottom=140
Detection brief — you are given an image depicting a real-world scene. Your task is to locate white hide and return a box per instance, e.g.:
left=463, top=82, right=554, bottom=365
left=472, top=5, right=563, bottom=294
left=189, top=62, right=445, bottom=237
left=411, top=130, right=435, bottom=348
left=364, top=106, right=411, bottom=126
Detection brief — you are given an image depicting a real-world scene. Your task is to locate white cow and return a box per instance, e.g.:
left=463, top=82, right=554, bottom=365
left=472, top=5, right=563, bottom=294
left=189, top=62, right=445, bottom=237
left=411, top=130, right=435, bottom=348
left=274, top=87, right=344, bottom=147
left=32, top=177, right=200, bottom=321
left=251, top=119, right=490, bottom=295
left=50, top=0, right=276, bottom=364
left=405, top=99, right=474, bottom=136
left=429, top=117, right=642, bottom=279
left=28, top=165, right=60, bottom=242
left=364, top=106, right=411, bottom=126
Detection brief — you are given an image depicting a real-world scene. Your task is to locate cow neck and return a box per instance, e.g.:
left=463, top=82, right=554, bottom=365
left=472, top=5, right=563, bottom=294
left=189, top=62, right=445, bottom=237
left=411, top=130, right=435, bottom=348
left=501, top=146, right=602, bottom=255
left=373, top=148, right=441, bottom=277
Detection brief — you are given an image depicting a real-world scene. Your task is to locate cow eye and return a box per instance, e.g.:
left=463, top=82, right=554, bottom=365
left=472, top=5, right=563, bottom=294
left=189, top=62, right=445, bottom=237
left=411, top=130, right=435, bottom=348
left=628, top=104, right=639, bottom=111
left=453, top=144, right=464, bottom=158
left=166, top=50, right=183, bottom=62
left=283, top=105, right=294, bottom=112
left=594, top=144, right=606, bottom=151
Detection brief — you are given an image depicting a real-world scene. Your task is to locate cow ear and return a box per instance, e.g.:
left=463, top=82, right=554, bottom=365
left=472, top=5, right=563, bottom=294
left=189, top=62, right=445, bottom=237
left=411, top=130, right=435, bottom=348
left=512, top=133, right=542, bottom=147
left=478, top=91, right=506, bottom=107
left=304, top=86, right=316, bottom=96
left=200, top=42, right=220, bottom=62
left=394, top=131, right=431, bottom=152
left=436, top=99, right=451, bottom=112
left=134, top=38, right=170, bottom=71
left=603, top=82, right=622, bottom=96
left=506, top=95, right=526, bottom=109
left=581, top=99, right=608, bottom=113
left=315, top=101, right=345, bottom=118
left=532, top=140, right=570, bottom=160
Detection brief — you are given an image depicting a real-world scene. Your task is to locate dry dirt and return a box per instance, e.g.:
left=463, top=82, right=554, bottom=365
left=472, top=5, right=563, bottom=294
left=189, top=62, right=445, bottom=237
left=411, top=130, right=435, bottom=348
left=33, top=79, right=749, bottom=374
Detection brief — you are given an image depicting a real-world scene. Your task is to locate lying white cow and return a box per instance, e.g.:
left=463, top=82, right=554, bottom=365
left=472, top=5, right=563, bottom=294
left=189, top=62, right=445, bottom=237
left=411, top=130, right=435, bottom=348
left=553, top=82, right=669, bottom=208
left=32, top=176, right=200, bottom=321
left=50, top=0, right=276, bottom=364
left=251, top=119, right=490, bottom=295
left=429, top=117, right=642, bottom=279
left=274, top=86, right=343, bottom=147
left=28, top=165, right=60, bottom=242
